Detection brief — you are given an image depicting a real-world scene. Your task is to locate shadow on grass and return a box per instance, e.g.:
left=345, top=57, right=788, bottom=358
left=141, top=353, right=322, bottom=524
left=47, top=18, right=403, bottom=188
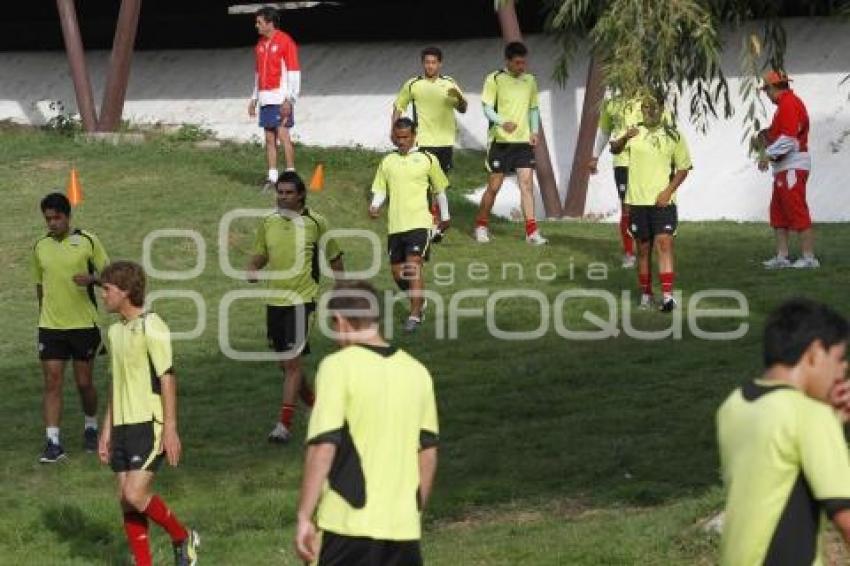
left=42, top=504, right=125, bottom=565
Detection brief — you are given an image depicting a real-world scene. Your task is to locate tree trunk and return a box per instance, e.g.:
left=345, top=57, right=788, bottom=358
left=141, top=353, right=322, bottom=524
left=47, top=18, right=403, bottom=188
left=98, top=0, right=142, bottom=131
left=56, top=0, right=98, bottom=132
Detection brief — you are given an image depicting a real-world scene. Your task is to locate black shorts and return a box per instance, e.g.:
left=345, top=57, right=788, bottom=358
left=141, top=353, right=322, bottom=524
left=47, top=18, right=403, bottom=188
left=486, top=142, right=535, bottom=174
left=613, top=166, right=628, bottom=201
left=420, top=146, right=453, bottom=173
left=629, top=205, right=678, bottom=241
left=388, top=229, right=431, bottom=264
left=110, top=421, right=164, bottom=473
left=318, top=531, right=422, bottom=566
left=266, top=303, right=315, bottom=355
left=37, top=327, right=102, bottom=361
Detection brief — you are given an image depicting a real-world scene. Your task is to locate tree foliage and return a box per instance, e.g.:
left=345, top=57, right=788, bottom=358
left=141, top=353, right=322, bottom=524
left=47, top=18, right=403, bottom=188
left=535, top=0, right=850, bottom=139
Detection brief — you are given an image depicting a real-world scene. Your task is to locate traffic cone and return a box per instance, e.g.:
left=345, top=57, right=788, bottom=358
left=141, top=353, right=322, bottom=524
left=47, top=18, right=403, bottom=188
left=67, top=167, right=84, bottom=207
left=309, top=163, right=325, bottom=192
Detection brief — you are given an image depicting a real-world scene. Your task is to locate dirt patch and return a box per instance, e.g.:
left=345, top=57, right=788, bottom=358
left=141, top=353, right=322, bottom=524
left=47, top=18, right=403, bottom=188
left=436, top=498, right=595, bottom=532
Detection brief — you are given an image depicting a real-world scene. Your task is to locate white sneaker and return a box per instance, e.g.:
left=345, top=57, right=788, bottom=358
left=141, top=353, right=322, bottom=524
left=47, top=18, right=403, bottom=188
left=403, top=316, right=422, bottom=333
left=621, top=254, right=636, bottom=269
left=639, top=293, right=653, bottom=310
left=762, top=255, right=791, bottom=270
left=791, top=256, right=820, bottom=269
left=474, top=226, right=490, bottom=243
left=526, top=231, right=548, bottom=245
left=267, top=422, right=291, bottom=444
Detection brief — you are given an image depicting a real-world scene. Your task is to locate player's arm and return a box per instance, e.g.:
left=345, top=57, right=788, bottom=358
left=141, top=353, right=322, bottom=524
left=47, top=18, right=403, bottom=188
left=391, top=80, right=411, bottom=136
left=295, top=442, right=336, bottom=562
left=447, top=82, right=467, bottom=113
left=428, top=158, right=451, bottom=231
left=249, top=72, right=259, bottom=117
left=73, top=233, right=108, bottom=287
left=36, top=284, right=43, bottom=310
left=98, top=382, right=113, bottom=465
left=246, top=254, right=268, bottom=283
left=369, top=160, right=388, bottom=218
left=610, top=127, right=639, bottom=154
left=160, top=372, right=182, bottom=467
left=282, top=37, right=301, bottom=114
left=657, top=136, right=692, bottom=207
left=419, top=446, right=438, bottom=509
left=529, top=107, right=540, bottom=146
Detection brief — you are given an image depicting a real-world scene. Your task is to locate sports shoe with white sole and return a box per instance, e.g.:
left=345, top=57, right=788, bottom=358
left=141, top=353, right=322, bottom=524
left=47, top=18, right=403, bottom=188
left=267, top=422, right=291, bottom=444
left=791, top=256, right=820, bottom=269
left=39, top=439, right=67, bottom=464
left=403, top=316, right=422, bottom=333
left=621, top=254, right=636, bottom=269
left=526, top=231, right=548, bottom=245
left=762, top=255, right=791, bottom=269
left=474, top=226, right=490, bottom=243
left=638, top=294, right=653, bottom=310
left=173, top=529, right=200, bottom=566
left=660, top=296, right=677, bottom=312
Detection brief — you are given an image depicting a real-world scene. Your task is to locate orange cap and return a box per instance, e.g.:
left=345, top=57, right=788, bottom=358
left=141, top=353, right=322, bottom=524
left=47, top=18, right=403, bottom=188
left=761, top=70, right=791, bottom=88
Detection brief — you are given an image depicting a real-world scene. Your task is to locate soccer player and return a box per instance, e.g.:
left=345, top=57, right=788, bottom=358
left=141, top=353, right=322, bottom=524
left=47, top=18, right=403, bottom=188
left=247, top=171, right=344, bottom=443
left=32, top=192, right=109, bottom=463
left=757, top=70, right=817, bottom=269
left=392, top=46, right=466, bottom=241
left=248, top=6, right=301, bottom=187
left=370, top=117, right=451, bottom=333
left=475, top=41, right=546, bottom=245
left=97, top=261, right=199, bottom=566
left=717, top=298, right=850, bottom=565
left=610, top=95, right=691, bottom=312
left=295, top=280, right=439, bottom=565
left=589, top=94, right=643, bottom=268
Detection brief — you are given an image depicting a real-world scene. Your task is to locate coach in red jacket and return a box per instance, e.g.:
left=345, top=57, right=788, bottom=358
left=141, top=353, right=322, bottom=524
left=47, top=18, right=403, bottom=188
left=248, top=6, right=301, bottom=187
left=758, top=70, right=818, bottom=270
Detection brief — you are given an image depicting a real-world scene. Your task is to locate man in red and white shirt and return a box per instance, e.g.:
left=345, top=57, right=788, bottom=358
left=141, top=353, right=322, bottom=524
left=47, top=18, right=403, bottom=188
left=248, top=7, right=301, bottom=186
left=758, top=70, right=818, bottom=269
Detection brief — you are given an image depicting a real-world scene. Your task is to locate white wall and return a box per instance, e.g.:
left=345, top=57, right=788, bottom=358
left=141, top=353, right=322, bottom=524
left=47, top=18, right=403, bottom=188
left=1, top=19, right=848, bottom=220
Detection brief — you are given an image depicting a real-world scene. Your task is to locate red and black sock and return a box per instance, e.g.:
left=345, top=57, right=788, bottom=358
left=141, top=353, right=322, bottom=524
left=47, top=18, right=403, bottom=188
left=280, top=403, right=296, bottom=429
left=525, top=219, right=538, bottom=237
left=620, top=212, right=634, bottom=255
left=638, top=273, right=652, bottom=296
left=660, top=272, right=675, bottom=296
left=143, top=495, right=188, bottom=544
left=123, top=511, right=151, bottom=566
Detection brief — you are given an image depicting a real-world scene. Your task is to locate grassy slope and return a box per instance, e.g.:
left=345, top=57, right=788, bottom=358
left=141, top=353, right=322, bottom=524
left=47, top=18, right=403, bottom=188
left=1, top=126, right=848, bottom=564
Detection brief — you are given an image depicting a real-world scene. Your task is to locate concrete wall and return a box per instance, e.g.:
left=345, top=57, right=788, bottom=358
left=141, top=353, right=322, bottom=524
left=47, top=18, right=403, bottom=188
left=1, top=19, right=848, bottom=220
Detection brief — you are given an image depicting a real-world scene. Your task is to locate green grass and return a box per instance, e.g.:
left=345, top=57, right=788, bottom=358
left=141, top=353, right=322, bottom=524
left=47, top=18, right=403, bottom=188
left=1, top=125, right=849, bottom=564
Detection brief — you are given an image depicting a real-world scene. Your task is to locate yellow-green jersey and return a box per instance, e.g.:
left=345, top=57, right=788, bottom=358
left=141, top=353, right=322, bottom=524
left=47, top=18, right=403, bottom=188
left=394, top=75, right=464, bottom=147
left=482, top=69, right=539, bottom=144
left=623, top=124, right=692, bottom=206
left=307, top=344, right=439, bottom=541
left=371, top=149, right=449, bottom=234
left=108, top=312, right=173, bottom=426
left=31, top=229, right=109, bottom=329
left=598, top=97, right=643, bottom=167
left=718, top=380, right=850, bottom=565
left=252, top=208, right=343, bottom=307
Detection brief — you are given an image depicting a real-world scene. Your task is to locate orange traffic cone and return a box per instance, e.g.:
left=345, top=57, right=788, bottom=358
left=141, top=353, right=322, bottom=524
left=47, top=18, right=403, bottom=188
left=67, top=167, right=84, bottom=207
left=309, top=163, right=325, bottom=192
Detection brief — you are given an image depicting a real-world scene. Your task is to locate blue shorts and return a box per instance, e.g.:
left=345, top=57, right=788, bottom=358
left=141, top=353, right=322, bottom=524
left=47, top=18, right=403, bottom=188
left=259, top=104, right=294, bottom=130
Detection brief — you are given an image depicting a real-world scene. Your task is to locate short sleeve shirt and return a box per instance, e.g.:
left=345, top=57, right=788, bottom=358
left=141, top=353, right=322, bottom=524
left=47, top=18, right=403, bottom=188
left=307, top=344, right=439, bottom=541
left=717, top=381, right=850, bottom=565
left=252, top=208, right=342, bottom=306
left=31, top=229, right=109, bottom=329
left=598, top=97, right=643, bottom=167
left=109, top=312, right=173, bottom=426
left=371, top=149, right=449, bottom=234
left=394, top=75, right=464, bottom=147
left=482, top=70, right=539, bottom=144
left=624, top=124, right=692, bottom=206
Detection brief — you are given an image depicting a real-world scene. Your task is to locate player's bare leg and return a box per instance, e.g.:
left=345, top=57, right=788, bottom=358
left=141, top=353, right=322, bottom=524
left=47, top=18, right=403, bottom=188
left=475, top=173, right=504, bottom=242
left=636, top=239, right=653, bottom=308
left=42, top=360, right=65, bottom=430
left=279, top=126, right=296, bottom=171
left=774, top=228, right=790, bottom=258
left=265, top=129, right=278, bottom=175
left=73, top=359, right=97, bottom=419
left=799, top=228, right=815, bottom=257
left=271, top=355, right=305, bottom=443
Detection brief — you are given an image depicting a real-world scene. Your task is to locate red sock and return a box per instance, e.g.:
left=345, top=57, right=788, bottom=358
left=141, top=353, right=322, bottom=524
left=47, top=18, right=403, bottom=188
left=123, top=512, right=151, bottom=566
left=638, top=273, right=652, bottom=295
left=620, top=212, right=634, bottom=255
left=299, top=383, right=315, bottom=408
left=143, top=495, right=188, bottom=543
left=660, top=272, right=675, bottom=295
left=475, top=217, right=489, bottom=228
left=430, top=202, right=439, bottom=224
left=525, top=219, right=538, bottom=237
left=280, top=403, right=296, bottom=428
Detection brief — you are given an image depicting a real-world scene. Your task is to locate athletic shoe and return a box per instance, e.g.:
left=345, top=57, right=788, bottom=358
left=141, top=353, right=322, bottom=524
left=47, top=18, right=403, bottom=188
left=173, top=529, right=200, bottom=566
left=474, top=226, right=490, bottom=243
left=621, top=254, right=636, bottom=269
left=403, top=316, right=422, bottom=333
left=83, top=427, right=98, bottom=453
left=638, top=294, right=653, bottom=310
left=39, top=439, right=67, bottom=464
left=762, top=255, right=791, bottom=269
left=526, top=231, right=548, bottom=245
left=791, top=256, right=820, bottom=269
left=660, top=296, right=677, bottom=312
left=430, top=228, right=444, bottom=244
left=267, top=422, right=291, bottom=444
